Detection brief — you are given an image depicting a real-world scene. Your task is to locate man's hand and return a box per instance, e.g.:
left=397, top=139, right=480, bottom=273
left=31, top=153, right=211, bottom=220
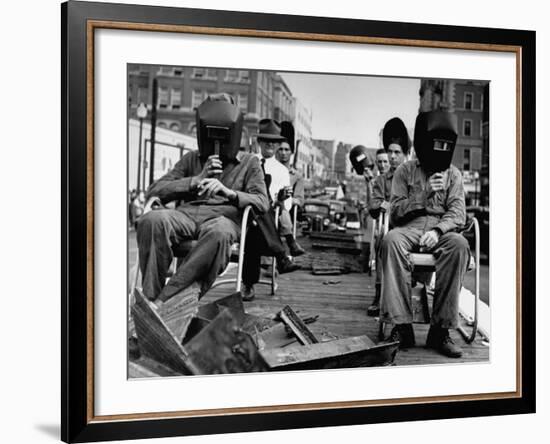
left=419, top=229, right=440, bottom=252
left=363, top=168, right=374, bottom=182
left=197, top=178, right=236, bottom=200
left=427, top=172, right=446, bottom=193
left=380, top=200, right=390, bottom=212
left=199, top=155, right=223, bottom=180
left=277, top=186, right=293, bottom=202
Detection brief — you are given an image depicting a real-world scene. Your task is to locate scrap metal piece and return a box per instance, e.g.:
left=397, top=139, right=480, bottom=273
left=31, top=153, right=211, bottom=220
left=278, top=305, right=319, bottom=345
left=261, top=336, right=399, bottom=371
left=183, top=308, right=269, bottom=375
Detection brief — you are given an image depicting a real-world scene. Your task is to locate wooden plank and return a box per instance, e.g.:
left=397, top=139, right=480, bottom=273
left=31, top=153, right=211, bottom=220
left=278, top=305, right=319, bottom=345
left=131, top=289, right=197, bottom=375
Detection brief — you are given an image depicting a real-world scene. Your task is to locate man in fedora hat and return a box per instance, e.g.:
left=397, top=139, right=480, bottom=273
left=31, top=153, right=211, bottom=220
left=240, top=118, right=300, bottom=301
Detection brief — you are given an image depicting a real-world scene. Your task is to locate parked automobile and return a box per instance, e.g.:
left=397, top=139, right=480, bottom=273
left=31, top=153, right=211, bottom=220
left=301, top=200, right=332, bottom=233
left=344, top=207, right=361, bottom=230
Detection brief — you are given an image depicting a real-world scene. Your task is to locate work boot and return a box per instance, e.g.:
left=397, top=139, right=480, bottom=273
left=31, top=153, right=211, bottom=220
left=426, top=325, right=463, bottom=358
left=240, top=284, right=255, bottom=302
left=388, top=323, right=416, bottom=349
left=285, top=235, right=306, bottom=256
left=276, top=255, right=301, bottom=274
left=367, top=284, right=381, bottom=316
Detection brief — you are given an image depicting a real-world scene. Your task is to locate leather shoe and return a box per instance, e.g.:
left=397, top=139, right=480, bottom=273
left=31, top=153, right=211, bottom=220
left=241, top=284, right=255, bottom=302
left=289, top=240, right=306, bottom=257
left=277, top=256, right=300, bottom=274
left=388, top=324, right=416, bottom=349
left=426, top=326, right=463, bottom=358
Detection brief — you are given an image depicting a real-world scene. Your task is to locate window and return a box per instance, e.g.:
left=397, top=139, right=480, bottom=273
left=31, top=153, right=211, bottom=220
left=159, top=66, right=173, bottom=75
left=173, top=68, right=183, bottom=76
left=225, top=69, right=238, bottom=81
left=170, top=88, right=182, bottom=109
left=464, top=92, right=474, bottom=110
left=237, top=93, right=248, bottom=112
left=206, top=69, right=217, bottom=79
left=193, top=68, right=205, bottom=78
left=238, top=70, right=249, bottom=82
left=463, top=148, right=471, bottom=171
left=169, top=122, right=180, bottom=132
left=463, top=119, right=472, bottom=137
left=158, top=121, right=167, bottom=129
left=192, top=90, right=208, bottom=108
left=137, top=87, right=148, bottom=104
left=158, top=87, right=169, bottom=109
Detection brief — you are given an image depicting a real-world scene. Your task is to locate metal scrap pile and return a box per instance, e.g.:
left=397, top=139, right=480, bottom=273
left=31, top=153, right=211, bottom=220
left=129, top=289, right=398, bottom=377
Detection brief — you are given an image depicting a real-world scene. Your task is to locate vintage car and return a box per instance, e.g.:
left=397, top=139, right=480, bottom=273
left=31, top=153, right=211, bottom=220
left=301, top=199, right=333, bottom=233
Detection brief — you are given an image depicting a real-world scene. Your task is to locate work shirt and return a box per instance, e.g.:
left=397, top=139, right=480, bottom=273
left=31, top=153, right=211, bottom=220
left=146, top=150, right=269, bottom=225
left=390, top=160, right=466, bottom=234
left=288, top=166, right=305, bottom=207
left=260, top=155, right=291, bottom=211
left=368, top=170, right=394, bottom=219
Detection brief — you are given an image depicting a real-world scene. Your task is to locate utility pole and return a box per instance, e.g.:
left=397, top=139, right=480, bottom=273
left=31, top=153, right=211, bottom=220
left=148, top=78, right=158, bottom=187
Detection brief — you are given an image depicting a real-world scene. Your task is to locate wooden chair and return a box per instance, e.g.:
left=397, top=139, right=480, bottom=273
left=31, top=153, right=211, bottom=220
left=377, top=217, right=480, bottom=344
left=129, top=197, right=277, bottom=301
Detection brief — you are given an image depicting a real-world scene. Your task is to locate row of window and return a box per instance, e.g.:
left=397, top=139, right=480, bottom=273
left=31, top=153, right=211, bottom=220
left=156, top=67, right=250, bottom=82
left=153, top=87, right=248, bottom=112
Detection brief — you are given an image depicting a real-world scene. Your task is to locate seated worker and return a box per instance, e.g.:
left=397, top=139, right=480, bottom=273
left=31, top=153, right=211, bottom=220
left=240, top=119, right=301, bottom=301
left=136, top=93, right=269, bottom=306
left=375, top=148, right=390, bottom=176
left=380, top=110, right=469, bottom=358
left=366, top=117, right=410, bottom=316
left=349, top=145, right=376, bottom=230
left=275, top=121, right=305, bottom=256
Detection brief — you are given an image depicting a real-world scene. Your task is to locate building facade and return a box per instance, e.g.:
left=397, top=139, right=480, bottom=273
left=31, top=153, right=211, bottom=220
left=128, top=64, right=282, bottom=150
left=419, top=78, right=489, bottom=205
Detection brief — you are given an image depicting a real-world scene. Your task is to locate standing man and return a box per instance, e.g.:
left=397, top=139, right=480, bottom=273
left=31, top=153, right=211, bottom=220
left=276, top=121, right=305, bottom=256
left=380, top=110, right=469, bottom=358
left=366, top=117, right=410, bottom=316
left=136, top=94, right=269, bottom=305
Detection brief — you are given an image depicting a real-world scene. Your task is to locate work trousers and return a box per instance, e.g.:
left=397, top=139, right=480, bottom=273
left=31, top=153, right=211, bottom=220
left=137, top=208, right=239, bottom=302
left=279, top=208, right=293, bottom=237
left=379, top=227, right=470, bottom=329
left=242, top=209, right=286, bottom=286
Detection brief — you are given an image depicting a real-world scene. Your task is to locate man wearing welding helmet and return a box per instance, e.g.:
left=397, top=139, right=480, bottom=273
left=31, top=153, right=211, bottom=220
left=366, top=117, right=410, bottom=317
left=349, top=145, right=376, bottom=227
left=136, top=93, right=269, bottom=305
left=380, top=110, right=469, bottom=358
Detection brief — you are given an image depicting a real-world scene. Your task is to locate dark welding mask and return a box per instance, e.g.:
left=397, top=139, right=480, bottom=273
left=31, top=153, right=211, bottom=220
left=382, top=117, right=411, bottom=154
left=196, top=93, right=243, bottom=163
left=349, top=145, right=375, bottom=175
left=413, top=111, right=458, bottom=174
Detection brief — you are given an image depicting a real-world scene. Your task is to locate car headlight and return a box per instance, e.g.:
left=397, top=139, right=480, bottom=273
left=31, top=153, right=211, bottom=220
left=323, top=218, right=330, bottom=226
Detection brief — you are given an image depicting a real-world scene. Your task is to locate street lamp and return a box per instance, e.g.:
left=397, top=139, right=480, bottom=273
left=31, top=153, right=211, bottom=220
left=136, top=102, right=148, bottom=192
left=473, top=170, right=480, bottom=206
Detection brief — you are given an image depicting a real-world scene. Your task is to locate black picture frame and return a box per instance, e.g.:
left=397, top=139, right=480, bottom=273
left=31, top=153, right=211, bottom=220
left=61, top=1, right=536, bottom=442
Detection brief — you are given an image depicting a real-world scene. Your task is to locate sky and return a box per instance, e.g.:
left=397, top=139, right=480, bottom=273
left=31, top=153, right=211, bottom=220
left=280, top=72, right=420, bottom=148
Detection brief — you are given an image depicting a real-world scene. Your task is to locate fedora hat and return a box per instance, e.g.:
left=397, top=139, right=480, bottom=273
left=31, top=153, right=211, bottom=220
left=256, top=118, right=286, bottom=141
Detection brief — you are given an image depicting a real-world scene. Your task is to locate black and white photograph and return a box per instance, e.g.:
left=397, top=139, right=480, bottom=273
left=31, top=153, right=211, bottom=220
left=126, top=65, right=490, bottom=377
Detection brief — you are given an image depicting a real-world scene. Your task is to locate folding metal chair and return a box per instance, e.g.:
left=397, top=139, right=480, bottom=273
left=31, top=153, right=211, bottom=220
left=377, top=217, right=480, bottom=344
left=129, top=197, right=277, bottom=299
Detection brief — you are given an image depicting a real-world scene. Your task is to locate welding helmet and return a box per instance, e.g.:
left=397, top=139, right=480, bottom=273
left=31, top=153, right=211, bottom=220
left=196, top=93, right=243, bottom=162
left=349, top=145, right=375, bottom=175
left=382, top=117, right=411, bottom=154
left=413, top=110, right=458, bottom=174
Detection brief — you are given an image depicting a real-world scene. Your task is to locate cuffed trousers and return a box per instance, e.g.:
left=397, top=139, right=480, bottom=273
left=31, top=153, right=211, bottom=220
left=137, top=208, right=239, bottom=301
left=379, top=227, right=470, bottom=328
left=279, top=208, right=293, bottom=236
